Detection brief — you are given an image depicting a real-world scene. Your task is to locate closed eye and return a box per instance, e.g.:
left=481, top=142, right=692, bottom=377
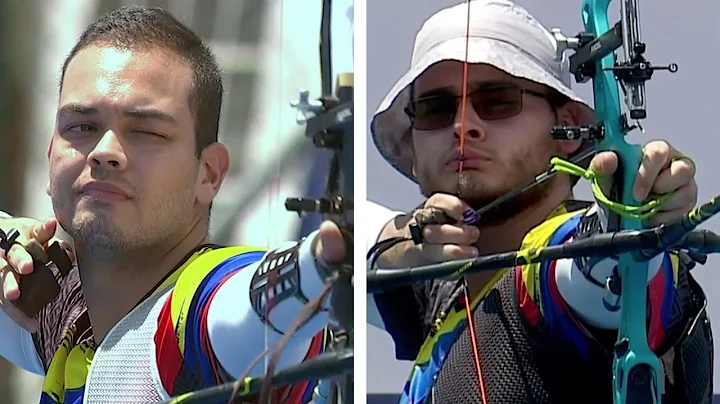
left=133, top=129, right=167, bottom=138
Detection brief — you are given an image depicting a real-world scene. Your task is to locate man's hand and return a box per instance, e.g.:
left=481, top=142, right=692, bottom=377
left=315, top=220, right=348, bottom=264
left=590, top=140, right=697, bottom=226
left=374, top=193, right=479, bottom=268
left=0, top=217, right=73, bottom=332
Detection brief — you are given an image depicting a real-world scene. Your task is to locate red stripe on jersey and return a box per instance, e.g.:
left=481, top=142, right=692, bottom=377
left=515, top=266, right=541, bottom=328
left=284, top=331, right=325, bottom=404
left=154, top=290, right=183, bottom=395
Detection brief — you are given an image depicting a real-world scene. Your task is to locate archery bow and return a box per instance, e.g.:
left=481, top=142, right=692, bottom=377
left=367, top=0, right=717, bottom=404
left=159, top=1, right=354, bottom=403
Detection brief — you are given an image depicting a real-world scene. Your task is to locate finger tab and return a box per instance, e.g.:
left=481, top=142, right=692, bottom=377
left=24, top=240, right=49, bottom=264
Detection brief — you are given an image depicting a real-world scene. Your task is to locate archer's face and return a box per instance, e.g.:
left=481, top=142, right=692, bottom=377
left=411, top=61, right=565, bottom=220
left=47, top=45, right=202, bottom=251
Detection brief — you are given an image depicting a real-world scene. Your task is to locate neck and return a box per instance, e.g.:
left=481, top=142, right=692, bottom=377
left=77, top=218, right=209, bottom=344
left=466, top=181, right=572, bottom=297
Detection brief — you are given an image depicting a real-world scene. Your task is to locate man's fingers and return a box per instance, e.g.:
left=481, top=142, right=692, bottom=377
left=317, top=221, right=346, bottom=263
left=1, top=265, right=19, bottom=301
left=634, top=141, right=674, bottom=201
left=650, top=156, right=696, bottom=196
left=6, top=244, right=34, bottom=275
left=589, top=151, right=618, bottom=177
left=0, top=264, right=38, bottom=333
left=589, top=151, right=618, bottom=197
left=422, top=224, right=479, bottom=245
left=32, top=218, right=57, bottom=246
left=425, top=193, right=475, bottom=223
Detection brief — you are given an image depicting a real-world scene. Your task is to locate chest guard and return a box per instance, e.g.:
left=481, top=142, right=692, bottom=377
left=430, top=269, right=712, bottom=404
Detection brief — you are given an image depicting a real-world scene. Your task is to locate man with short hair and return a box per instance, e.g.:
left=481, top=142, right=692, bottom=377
left=0, top=5, right=347, bottom=403
left=366, top=1, right=711, bottom=403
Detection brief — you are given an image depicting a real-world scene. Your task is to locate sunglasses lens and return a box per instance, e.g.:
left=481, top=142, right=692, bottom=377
left=411, top=97, right=457, bottom=130
left=410, top=87, right=525, bottom=130
left=471, top=87, right=522, bottom=121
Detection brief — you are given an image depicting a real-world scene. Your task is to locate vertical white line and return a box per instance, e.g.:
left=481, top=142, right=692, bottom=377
left=351, top=1, right=367, bottom=404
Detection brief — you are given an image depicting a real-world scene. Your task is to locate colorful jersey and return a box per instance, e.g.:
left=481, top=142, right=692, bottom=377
left=371, top=202, right=685, bottom=404
left=35, top=244, right=325, bottom=404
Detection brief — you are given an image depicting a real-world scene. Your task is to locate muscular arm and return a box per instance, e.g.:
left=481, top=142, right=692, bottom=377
left=523, top=204, right=706, bottom=355
left=154, top=232, right=333, bottom=398
left=206, top=235, right=329, bottom=379
left=366, top=201, right=430, bottom=361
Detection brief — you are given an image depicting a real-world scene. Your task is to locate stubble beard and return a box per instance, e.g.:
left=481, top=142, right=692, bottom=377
left=419, top=141, right=558, bottom=227
left=57, top=173, right=198, bottom=260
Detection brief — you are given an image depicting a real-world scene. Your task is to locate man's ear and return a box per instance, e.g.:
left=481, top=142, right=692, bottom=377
left=196, top=143, right=231, bottom=205
left=555, top=102, right=584, bottom=155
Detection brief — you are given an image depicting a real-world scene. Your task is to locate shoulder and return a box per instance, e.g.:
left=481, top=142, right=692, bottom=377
left=170, top=245, right=268, bottom=308
left=178, top=245, right=267, bottom=282
left=523, top=204, right=590, bottom=249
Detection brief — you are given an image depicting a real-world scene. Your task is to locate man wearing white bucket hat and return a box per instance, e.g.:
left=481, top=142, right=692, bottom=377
left=367, top=1, right=711, bottom=403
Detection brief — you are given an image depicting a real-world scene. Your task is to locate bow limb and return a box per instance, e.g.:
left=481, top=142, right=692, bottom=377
left=571, top=1, right=675, bottom=402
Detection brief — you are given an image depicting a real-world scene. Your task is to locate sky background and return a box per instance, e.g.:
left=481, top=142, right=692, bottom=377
left=366, top=0, right=720, bottom=394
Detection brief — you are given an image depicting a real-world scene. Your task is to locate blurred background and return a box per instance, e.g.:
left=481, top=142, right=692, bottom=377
left=367, top=0, right=720, bottom=402
left=0, top=0, right=353, bottom=402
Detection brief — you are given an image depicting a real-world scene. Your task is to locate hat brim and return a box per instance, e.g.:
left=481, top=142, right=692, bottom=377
left=371, top=36, right=596, bottom=183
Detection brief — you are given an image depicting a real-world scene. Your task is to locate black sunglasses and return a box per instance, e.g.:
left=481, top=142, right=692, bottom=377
left=404, top=84, right=558, bottom=131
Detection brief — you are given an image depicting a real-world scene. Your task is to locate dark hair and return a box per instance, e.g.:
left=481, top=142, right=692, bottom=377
left=59, top=5, right=223, bottom=156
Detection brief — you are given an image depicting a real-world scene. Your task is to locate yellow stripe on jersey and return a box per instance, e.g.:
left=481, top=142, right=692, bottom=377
left=670, top=254, right=679, bottom=285
left=413, top=269, right=506, bottom=367
left=65, top=342, right=93, bottom=390
left=43, top=323, right=83, bottom=400
left=519, top=208, right=580, bottom=318
left=170, top=246, right=267, bottom=356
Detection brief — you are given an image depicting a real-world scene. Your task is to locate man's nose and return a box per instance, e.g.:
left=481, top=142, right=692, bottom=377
left=453, top=97, right=486, bottom=141
left=87, top=130, right=128, bottom=171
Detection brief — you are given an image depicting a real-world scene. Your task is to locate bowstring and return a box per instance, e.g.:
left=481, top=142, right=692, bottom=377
left=227, top=0, right=286, bottom=402
left=458, top=1, right=489, bottom=403
left=266, top=0, right=284, bottom=401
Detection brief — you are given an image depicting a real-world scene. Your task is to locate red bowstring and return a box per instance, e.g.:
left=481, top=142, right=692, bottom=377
left=458, top=1, right=489, bottom=403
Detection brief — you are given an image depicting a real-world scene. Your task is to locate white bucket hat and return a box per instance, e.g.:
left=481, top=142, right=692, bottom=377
left=370, top=0, right=596, bottom=183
